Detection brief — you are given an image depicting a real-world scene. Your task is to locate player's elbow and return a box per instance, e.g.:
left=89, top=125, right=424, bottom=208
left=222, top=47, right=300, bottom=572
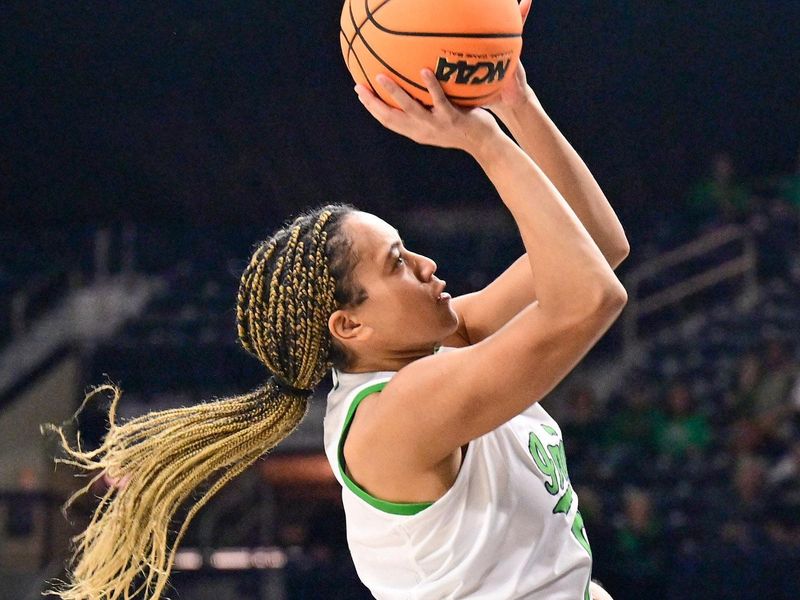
left=586, top=278, right=628, bottom=320
left=603, top=279, right=628, bottom=312
left=540, top=272, right=627, bottom=330
left=609, top=238, right=631, bottom=270
left=549, top=278, right=626, bottom=336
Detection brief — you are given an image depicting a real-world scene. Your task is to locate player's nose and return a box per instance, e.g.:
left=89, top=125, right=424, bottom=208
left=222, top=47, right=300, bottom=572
left=412, top=252, right=437, bottom=281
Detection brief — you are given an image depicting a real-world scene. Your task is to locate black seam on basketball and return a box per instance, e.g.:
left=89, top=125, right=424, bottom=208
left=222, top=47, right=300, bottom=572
left=350, top=0, right=427, bottom=96
left=446, top=90, right=502, bottom=101
left=348, top=1, right=502, bottom=103
left=348, top=0, right=508, bottom=103
left=348, top=34, right=380, bottom=98
left=348, top=1, right=399, bottom=104
left=340, top=29, right=351, bottom=70
left=344, top=0, right=393, bottom=66
left=339, top=3, right=380, bottom=97
left=341, top=26, right=379, bottom=97
left=365, top=0, right=521, bottom=39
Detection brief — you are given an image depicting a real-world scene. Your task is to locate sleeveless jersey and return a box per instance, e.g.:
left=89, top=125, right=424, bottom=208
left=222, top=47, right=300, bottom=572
left=322, top=348, right=593, bottom=600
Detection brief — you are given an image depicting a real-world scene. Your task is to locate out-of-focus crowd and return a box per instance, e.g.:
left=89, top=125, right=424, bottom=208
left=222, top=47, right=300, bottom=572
left=560, top=337, right=799, bottom=599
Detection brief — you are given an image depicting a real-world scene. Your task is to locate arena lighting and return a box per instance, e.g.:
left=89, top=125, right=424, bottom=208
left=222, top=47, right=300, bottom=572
left=173, top=549, right=203, bottom=571
left=173, top=547, right=288, bottom=571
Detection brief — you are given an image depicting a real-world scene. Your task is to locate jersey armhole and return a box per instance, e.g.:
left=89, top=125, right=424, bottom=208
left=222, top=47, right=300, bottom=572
left=337, top=381, right=433, bottom=516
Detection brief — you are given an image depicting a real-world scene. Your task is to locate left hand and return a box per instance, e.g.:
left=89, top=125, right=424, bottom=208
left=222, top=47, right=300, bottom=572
left=483, top=0, right=536, bottom=111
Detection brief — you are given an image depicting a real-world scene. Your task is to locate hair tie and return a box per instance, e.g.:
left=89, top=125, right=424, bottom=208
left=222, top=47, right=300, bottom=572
left=269, top=375, right=313, bottom=399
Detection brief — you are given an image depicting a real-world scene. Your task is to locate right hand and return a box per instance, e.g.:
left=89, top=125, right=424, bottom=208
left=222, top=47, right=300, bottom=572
left=483, top=0, right=537, bottom=113
left=355, top=69, right=502, bottom=155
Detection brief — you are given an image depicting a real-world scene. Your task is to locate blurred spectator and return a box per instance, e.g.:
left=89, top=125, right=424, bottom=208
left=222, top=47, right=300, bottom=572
left=604, top=385, right=665, bottom=479
left=724, top=352, right=771, bottom=458
left=724, top=341, right=798, bottom=459
left=718, top=455, right=769, bottom=550
left=768, top=435, right=800, bottom=500
left=5, top=467, right=40, bottom=538
left=655, top=382, right=711, bottom=461
left=611, top=488, right=666, bottom=600
left=790, top=375, right=800, bottom=417
left=698, top=453, right=783, bottom=599
left=561, top=387, right=604, bottom=481
left=685, top=152, right=751, bottom=232
left=725, top=351, right=762, bottom=420
left=752, top=339, right=798, bottom=447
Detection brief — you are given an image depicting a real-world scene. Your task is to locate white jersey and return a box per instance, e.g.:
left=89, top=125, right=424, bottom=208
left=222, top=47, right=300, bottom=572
left=322, top=348, right=593, bottom=600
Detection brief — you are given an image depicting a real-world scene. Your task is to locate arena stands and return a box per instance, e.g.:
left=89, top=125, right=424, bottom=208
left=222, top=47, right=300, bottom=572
left=1, top=177, right=798, bottom=599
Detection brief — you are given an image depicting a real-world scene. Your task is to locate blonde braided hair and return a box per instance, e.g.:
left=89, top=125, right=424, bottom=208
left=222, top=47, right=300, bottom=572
left=43, top=204, right=360, bottom=599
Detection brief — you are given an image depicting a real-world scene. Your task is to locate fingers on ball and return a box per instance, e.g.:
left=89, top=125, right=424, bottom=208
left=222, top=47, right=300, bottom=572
left=421, top=69, right=449, bottom=107
left=356, top=85, right=403, bottom=125
left=376, top=74, right=426, bottom=114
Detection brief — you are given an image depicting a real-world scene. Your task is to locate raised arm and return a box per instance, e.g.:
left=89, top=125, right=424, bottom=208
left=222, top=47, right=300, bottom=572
left=446, top=76, right=630, bottom=346
left=445, top=0, right=629, bottom=346
left=488, top=68, right=630, bottom=268
left=348, top=72, right=626, bottom=478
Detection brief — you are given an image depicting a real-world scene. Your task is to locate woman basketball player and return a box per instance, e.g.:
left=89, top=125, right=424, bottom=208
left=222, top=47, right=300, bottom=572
left=46, top=2, right=627, bottom=598
left=320, top=66, right=626, bottom=600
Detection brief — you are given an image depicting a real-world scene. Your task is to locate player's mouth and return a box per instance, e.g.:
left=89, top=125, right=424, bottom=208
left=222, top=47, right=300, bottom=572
left=433, top=280, right=451, bottom=303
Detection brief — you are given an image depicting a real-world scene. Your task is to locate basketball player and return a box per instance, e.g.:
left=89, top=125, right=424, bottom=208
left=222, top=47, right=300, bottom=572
left=320, top=70, right=626, bottom=600
left=46, top=6, right=627, bottom=600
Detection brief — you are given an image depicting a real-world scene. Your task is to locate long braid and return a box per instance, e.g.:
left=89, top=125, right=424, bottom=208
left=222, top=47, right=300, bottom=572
left=43, top=204, right=358, bottom=599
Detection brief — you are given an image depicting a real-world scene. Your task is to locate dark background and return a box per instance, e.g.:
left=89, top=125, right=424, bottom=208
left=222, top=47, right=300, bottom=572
left=2, top=3, right=800, bottom=600
left=3, top=1, right=799, bottom=233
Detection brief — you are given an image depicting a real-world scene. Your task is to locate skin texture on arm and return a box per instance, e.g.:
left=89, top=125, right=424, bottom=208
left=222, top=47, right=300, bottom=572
left=345, top=72, right=626, bottom=499
left=489, top=81, right=630, bottom=268
left=443, top=255, right=536, bottom=347
left=442, top=0, right=630, bottom=347
left=443, top=85, right=631, bottom=346
left=488, top=0, right=629, bottom=267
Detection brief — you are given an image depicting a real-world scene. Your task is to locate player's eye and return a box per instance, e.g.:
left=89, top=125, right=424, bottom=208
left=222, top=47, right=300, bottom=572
left=395, top=255, right=405, bottom=267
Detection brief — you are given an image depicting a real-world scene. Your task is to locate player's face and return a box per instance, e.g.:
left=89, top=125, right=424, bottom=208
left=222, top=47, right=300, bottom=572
left=335, top=211, right=458, bottom=366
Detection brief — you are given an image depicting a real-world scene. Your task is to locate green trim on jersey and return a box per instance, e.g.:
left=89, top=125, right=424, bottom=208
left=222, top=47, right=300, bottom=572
left=337, top=381, right=434, bottom=516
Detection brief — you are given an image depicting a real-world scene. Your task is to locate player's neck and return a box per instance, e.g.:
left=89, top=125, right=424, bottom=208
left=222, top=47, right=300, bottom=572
left=344, top=346, right=437, bottom=374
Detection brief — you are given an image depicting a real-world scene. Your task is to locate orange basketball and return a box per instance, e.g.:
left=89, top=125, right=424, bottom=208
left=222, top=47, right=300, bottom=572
left=340, top=0, right=523, bottom=108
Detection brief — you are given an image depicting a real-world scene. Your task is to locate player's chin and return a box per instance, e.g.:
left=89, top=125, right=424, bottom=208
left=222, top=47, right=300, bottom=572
left=437, top=306, right=459, bottom=334
left=416, top=311, right=457, bottom=343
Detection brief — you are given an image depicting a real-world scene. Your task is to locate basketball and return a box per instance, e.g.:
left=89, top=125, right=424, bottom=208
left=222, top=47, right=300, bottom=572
left=340, top=0, right=523, bottom=107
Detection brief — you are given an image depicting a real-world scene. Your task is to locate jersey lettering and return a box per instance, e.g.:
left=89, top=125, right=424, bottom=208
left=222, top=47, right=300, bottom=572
left=528, top=430, right=593, bottom=561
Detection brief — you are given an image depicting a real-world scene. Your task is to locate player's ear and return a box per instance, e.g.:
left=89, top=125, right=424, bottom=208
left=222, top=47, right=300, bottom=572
left=329, top=309, right=369, bottom=344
